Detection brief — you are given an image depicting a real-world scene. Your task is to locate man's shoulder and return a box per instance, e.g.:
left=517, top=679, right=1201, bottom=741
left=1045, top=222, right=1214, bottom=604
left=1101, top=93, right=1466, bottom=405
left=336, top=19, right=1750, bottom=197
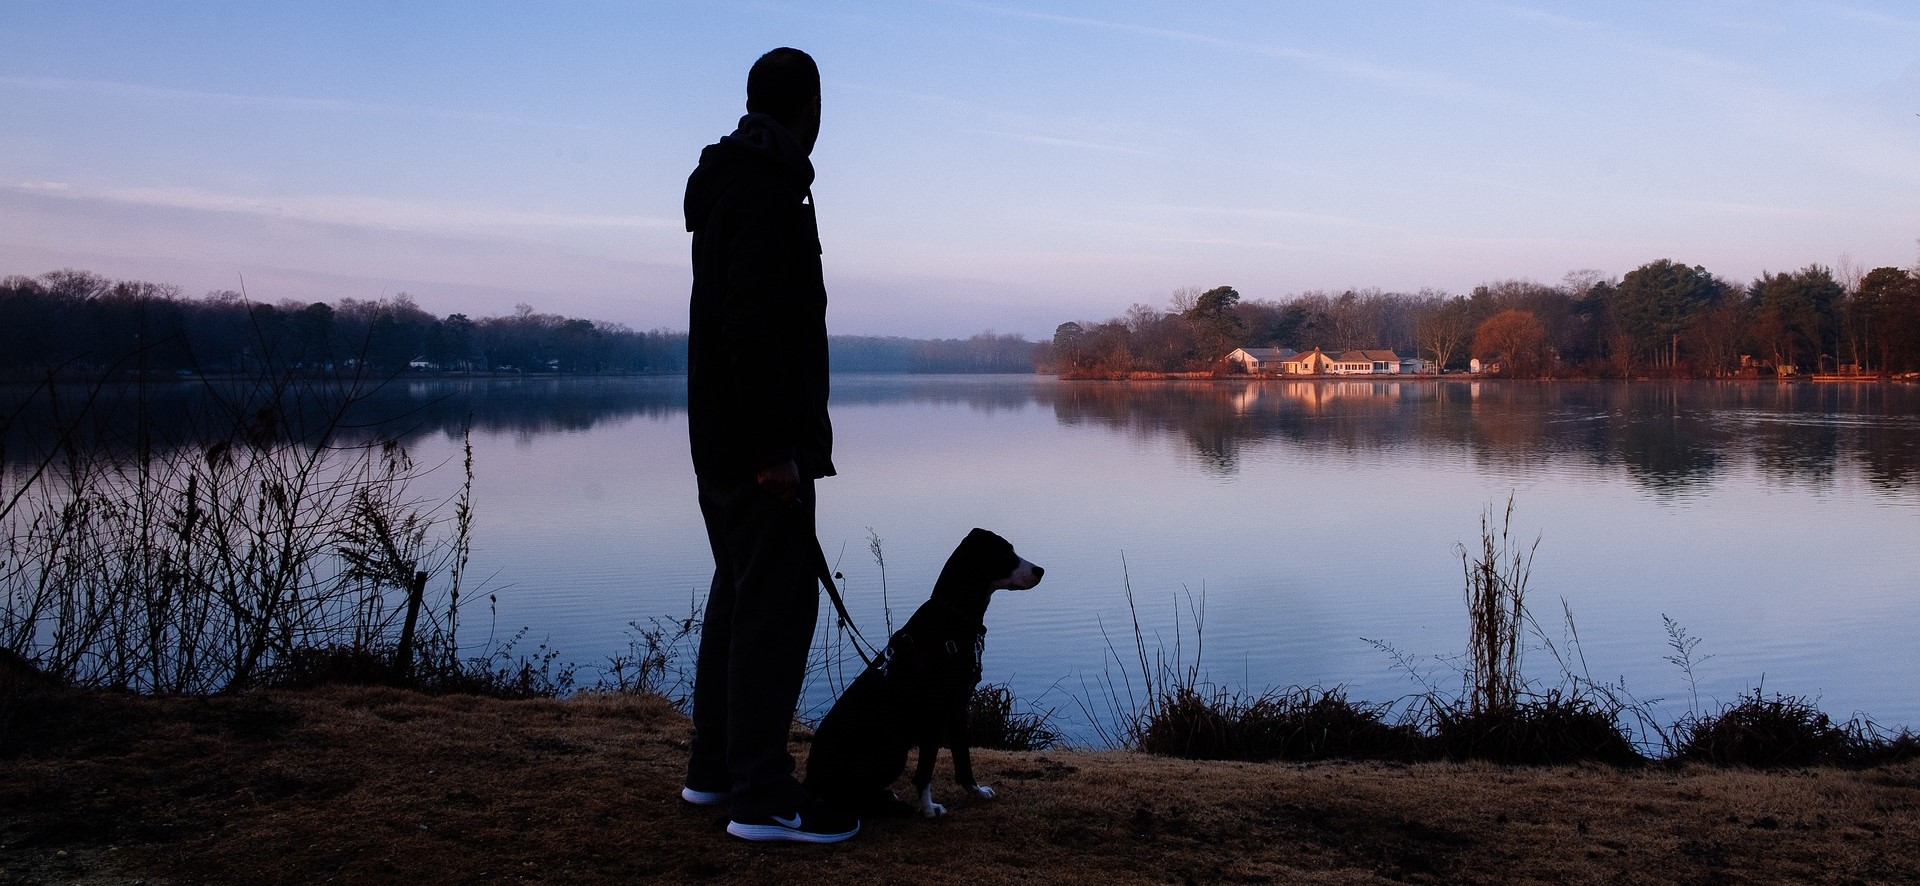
left=688, top=147, right=802, bottom=226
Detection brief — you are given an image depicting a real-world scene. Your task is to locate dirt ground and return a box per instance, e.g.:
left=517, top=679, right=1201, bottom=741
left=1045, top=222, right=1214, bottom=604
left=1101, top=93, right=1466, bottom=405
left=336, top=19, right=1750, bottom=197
left=2, top=685, right=1916, bottom=885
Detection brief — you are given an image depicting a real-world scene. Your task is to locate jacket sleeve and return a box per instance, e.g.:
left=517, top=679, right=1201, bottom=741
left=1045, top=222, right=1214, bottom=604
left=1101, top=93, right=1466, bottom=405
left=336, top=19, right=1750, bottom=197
left=717, top=192, right=811, bottom=472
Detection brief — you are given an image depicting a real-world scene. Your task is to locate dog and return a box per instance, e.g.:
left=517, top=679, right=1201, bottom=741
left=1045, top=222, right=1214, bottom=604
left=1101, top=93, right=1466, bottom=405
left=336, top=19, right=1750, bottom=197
left=803, top=528, right=1043, bottom=819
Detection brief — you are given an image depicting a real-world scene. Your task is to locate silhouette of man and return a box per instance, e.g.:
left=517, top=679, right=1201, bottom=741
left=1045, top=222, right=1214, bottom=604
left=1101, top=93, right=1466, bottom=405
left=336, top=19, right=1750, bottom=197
left=679, top=47, right=856, bottom=844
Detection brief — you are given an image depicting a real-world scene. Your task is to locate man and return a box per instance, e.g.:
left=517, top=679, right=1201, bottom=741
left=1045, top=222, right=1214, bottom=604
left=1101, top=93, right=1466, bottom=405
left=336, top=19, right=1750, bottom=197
left=679, top=47, right=856, bottom=844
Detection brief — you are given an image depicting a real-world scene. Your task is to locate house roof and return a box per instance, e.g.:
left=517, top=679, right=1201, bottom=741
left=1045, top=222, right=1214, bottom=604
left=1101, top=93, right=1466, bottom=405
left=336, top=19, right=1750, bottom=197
left=1337, top=349, right=1401, bottom=362
left=1233, top=347, right=1298, bottom=360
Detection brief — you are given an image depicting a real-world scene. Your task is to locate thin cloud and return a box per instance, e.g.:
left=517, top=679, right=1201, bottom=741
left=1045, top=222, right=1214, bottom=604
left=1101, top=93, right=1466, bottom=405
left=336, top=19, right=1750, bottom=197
left=1497, top=5, right=1609, bottom=31
left=0, top=75, right=587, bottom=130
left=1154, top=234, right=1383, bottom=260
left=1827, top=5, right=1920, bottom=31
left=1497, top=6, right=1750, bottom=75
left=1121, top=203, right=1384, bottom=230
left=968, top=129, right=1158, bottom=156
left=955, top=3, right=1508, bottom=104
left=1659, top=198, right=1833, bottom=220
left=9, top=181, right=680, bottom=233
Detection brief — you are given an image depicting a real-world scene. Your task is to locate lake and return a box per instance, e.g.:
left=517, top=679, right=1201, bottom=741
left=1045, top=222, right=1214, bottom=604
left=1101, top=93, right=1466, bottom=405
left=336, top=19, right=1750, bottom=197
left=296, top=374, right=1911, bottom=744
left=12, top=374, right=1920, bottom=743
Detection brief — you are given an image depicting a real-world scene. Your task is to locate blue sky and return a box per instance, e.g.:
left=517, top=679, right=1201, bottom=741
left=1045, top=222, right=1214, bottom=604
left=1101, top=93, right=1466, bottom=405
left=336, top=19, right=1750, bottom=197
left=2, top=2, right=1916, bottom=338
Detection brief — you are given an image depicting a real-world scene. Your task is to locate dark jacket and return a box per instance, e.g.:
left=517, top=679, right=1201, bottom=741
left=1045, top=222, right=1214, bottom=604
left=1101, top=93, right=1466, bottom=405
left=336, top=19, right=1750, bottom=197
left=684, top=113, right=834, bottom=480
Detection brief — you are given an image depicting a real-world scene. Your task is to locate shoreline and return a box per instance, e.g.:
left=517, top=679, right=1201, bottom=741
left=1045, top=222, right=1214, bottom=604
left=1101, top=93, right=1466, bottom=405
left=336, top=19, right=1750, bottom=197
left=1054, top=371, right=1915, bottom=382
left=4, top=683, right=1916, bottom=884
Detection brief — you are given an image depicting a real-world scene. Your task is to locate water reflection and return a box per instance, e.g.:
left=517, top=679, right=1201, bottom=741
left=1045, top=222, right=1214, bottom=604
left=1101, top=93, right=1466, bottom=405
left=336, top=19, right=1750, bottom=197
left=5, top=376, right=1918, bottom=494
left=1042, top=379, right=1920, bottom=495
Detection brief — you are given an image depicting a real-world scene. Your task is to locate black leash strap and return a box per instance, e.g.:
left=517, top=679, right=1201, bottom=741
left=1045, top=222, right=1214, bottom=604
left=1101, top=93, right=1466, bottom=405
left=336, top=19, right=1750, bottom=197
left=813, top=538, right=880, bottom=667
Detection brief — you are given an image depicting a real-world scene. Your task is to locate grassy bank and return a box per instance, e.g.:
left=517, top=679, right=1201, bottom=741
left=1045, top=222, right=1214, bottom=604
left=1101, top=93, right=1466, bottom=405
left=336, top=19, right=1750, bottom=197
left=3, top=682, right=1917, bottom=885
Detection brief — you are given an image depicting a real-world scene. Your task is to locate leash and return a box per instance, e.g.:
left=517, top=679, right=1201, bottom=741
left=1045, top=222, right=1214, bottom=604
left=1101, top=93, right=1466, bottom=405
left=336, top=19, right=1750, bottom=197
left=813, top=538, right=881, bottom=667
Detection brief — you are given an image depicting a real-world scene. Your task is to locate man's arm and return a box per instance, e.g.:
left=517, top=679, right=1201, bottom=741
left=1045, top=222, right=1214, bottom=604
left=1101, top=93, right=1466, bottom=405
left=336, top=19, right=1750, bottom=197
left=718, top=191, right=811, bottom=491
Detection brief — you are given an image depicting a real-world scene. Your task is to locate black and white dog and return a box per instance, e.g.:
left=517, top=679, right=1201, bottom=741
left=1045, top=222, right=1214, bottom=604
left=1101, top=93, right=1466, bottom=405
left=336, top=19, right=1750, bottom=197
left=804, top=528, right=1043, bottom=819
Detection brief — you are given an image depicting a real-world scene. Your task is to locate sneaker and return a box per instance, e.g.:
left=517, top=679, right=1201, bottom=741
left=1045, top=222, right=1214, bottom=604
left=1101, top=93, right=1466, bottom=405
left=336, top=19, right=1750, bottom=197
left=726, top=798, right=860, bottom=844
left=681, top=786, right=729, bottom=806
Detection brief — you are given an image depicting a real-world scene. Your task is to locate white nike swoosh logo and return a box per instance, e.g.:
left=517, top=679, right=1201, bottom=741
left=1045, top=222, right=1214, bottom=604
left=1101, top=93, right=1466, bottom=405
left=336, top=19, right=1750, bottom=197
left=773, top=814, right=803, bottom=828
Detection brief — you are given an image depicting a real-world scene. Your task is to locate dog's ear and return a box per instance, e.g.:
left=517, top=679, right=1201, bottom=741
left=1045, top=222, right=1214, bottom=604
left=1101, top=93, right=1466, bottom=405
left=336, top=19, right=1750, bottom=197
left=964, top=528, right=997, bottom=547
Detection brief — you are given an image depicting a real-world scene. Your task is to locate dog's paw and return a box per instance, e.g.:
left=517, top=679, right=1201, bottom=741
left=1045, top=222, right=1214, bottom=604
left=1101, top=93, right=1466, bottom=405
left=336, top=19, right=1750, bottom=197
left=966, top=783, right=997, bottom=800
left=917, top=786, right=947, bottom=819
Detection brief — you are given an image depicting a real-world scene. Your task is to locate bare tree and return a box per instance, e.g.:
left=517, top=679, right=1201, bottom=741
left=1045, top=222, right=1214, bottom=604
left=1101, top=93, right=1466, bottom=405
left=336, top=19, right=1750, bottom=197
left=1561, top=268, right=1606, bottom=302
left=1686, top=297, right=1749, bottom=377
left=1123, top=302, right=1161, bottom=334
left=1836, top=253, right=1866, bottom=370
left=1413, top=292, right=1472, bottom=373
left=1167, top=286, right=1204, bottom=317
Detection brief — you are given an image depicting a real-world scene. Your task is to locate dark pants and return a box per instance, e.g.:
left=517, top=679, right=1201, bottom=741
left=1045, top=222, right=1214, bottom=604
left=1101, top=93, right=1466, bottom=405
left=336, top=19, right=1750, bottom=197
left=685, top=475, right=820, bottom=819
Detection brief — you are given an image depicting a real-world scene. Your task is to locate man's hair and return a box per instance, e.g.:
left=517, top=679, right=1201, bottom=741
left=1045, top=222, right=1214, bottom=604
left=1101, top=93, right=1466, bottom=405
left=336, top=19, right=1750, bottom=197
left=746, top=47, right=819, bottom=128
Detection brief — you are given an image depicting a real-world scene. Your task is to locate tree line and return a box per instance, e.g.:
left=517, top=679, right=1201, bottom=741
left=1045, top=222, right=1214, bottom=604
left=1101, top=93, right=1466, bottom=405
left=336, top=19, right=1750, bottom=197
left=0, top=270, right=1040, bottom=377
left=1041, top=257, right=1920, bottom=378
left=0, top=269, right=687, bottom=376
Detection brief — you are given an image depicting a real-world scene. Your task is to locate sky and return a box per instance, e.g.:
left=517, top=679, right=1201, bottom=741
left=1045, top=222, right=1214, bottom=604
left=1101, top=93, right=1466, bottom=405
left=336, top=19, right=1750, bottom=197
left=2, top=2, right=1917, bottom=339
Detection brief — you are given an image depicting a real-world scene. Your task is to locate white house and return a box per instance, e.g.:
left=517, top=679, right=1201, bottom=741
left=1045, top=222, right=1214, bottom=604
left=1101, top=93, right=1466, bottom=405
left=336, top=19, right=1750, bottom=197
left=1330, top=349, right=1402, bottom=374
left=1280, top=348, right=1336, bottom=374
left=1225, top=347, right=1299, bottom=374
left=1237, top=346, right=1413, bottom=375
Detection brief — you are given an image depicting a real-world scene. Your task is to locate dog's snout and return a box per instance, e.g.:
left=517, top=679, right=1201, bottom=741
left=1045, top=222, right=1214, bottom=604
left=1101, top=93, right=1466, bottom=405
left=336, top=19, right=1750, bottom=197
left=1031, top=565, right=1044, bottom=580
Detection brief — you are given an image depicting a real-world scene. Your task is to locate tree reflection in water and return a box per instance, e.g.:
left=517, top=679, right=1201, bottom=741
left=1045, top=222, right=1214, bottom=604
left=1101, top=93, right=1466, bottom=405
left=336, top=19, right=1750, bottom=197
left=1040, top=379, right=1919, bottom=495
left=5, top=376, right=1916, bottom=494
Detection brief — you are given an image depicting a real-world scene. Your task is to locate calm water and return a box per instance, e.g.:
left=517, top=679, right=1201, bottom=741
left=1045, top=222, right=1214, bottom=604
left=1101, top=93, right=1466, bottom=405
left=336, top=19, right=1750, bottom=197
left=16, top=375, right=1920, bottom=741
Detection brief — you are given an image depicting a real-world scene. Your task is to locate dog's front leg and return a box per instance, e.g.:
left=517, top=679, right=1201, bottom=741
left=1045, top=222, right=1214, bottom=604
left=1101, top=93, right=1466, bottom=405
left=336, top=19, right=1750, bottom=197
left=911, top=743, right=945, bottom=818
left=948, top=710, right=995, bottom=800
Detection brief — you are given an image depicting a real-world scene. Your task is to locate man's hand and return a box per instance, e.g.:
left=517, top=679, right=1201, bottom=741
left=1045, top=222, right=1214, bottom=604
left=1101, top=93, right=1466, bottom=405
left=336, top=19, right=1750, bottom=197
left=756, top=459, right=801, bottom=501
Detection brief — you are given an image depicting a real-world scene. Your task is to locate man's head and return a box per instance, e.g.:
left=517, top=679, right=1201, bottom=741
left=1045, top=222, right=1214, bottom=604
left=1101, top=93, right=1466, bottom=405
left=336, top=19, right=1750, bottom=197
left=747, top=47, right=821, bottom=154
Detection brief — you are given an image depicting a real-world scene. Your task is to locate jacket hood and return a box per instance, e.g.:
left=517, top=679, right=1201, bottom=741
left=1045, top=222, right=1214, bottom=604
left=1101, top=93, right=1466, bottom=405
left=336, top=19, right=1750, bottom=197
left=684, top=112, right=815, bottom=232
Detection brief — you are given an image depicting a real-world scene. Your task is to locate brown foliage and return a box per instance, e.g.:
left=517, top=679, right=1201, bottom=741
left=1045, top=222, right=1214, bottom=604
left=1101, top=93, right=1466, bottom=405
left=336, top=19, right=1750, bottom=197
left=1473, top=308, right=1548, bottom=376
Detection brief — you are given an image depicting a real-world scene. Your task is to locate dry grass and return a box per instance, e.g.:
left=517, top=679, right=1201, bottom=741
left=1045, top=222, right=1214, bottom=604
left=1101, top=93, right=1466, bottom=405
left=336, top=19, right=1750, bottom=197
left=4, top=683, right=1916, bottom=885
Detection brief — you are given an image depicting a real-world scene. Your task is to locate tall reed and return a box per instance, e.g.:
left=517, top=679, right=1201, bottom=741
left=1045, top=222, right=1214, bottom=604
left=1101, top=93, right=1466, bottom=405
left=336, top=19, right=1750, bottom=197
left=1, top=359, right=471, bottom=693
left=1462, top=494, right=1534, bottom=715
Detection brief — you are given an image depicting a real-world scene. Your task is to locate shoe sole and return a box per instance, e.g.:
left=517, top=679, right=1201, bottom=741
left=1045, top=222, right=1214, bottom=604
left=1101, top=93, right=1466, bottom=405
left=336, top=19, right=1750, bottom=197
left=681, top=786, right=729, bottom=806
left=726, top=821, right=860, bottom=843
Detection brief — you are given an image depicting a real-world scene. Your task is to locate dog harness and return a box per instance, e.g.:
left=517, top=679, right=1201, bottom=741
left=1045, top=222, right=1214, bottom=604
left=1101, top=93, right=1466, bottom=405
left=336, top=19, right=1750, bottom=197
left=878, top=627, right=986, bottom=685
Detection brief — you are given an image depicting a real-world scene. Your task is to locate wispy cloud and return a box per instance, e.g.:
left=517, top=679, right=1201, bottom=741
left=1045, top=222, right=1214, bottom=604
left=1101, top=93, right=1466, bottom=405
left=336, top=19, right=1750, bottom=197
left=0, top=75, right=587, bottom=130
left=1121, top=203, right=1383, bottom=230
left=1657, top=198, right=1834, bottom=220
left=1153, top=234, right=1383, bottom=260
left=955, top=3, right=1508, bottom=104
left=10, top=181, right=679, bottom=233
left=1497, top=6, right=1608, bottom=31
left=1827, top=4, right=1920, bottom=31
left=1496, top=5, right=1750, bottom=74
left=968, top=129, right=1158, bottom=156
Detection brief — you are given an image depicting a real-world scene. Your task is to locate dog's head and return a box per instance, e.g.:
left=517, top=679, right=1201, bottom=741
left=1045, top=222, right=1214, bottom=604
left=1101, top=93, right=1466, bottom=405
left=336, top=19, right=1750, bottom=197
left=935, top=528, right=1044, bottom=600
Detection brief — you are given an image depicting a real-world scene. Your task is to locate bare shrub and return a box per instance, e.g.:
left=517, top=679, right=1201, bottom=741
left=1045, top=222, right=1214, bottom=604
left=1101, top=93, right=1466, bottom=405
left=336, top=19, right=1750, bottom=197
left=1672, top=689, right=1849, bottom=767
left=1, top=363, right=471, bottom=693
left=968, top=682, right=1062, bottom=751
